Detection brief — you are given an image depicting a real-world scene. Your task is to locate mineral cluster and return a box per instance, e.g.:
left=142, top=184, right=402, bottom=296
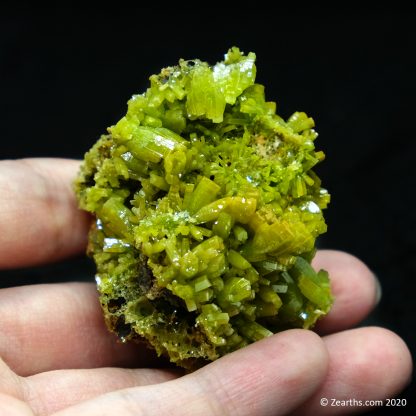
left=75, top=48, right=332, bottom=369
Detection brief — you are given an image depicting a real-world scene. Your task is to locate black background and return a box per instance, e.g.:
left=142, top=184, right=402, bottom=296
left=1, top=7, right=415, bottom=414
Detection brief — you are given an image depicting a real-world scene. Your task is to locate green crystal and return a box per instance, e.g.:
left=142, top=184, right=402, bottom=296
left=75, top=47, right=333, bottom=369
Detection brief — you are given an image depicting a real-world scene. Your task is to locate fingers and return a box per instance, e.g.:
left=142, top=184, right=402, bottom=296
left=0, top=283, right=163, bottom=376
left=0, top=250, right=379, bottom=376
left=50, top=329, right=329, bottom=416
left=312, top=250, right=380, bottom=334
left=0, top=158, right=90, bottom=268
left=1, top=315, right=411, bottom=416
left=2, top=329, right=411, bottom=416
left=295, top=327, right=413, bottom=415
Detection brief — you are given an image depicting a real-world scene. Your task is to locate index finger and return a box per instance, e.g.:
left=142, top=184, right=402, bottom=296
left=0, top=158, right=90, bottom=269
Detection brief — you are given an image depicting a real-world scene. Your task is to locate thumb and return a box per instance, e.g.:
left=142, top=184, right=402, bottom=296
left=51, top=329, right=328, bottom=416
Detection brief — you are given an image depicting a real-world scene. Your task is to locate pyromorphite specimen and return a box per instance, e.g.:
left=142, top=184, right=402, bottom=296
left=75, top=47, right=332, bottom=369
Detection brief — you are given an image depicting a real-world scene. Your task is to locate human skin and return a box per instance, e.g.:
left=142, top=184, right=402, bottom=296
left=0, top=158, right=412, bottom=416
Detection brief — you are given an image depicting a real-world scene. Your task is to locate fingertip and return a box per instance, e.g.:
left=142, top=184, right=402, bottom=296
left=313, top=250, right=380, bottom=334
left=330, top=326, right=413, bottom=396
left=297, top=327, right=412, bottom=415
left=351, top=327, right=413, bottom=393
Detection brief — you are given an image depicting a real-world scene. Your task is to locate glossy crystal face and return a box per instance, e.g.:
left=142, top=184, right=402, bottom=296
left=75, top=47, right=332, bottom=369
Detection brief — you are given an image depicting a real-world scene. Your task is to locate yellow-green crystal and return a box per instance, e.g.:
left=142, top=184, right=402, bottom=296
left=75, top=47, right=332, bottom=369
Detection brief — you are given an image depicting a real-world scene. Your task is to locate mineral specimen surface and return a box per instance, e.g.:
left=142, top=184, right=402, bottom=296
left=75, top=47, right=332, bottom=369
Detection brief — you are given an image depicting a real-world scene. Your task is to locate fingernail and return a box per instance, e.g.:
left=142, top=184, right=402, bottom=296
left=374, top=274, right=382, bottom=305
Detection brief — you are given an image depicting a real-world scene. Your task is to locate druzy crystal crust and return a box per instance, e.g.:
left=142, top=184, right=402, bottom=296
left=75, top=48, right=332, bottom=369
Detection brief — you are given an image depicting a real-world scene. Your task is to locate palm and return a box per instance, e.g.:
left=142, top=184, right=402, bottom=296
left=0, top=159, right=411, bottom=416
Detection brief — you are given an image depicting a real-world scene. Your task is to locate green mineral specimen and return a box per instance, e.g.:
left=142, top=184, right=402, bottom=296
left=75, top=47, right=333, bottom=369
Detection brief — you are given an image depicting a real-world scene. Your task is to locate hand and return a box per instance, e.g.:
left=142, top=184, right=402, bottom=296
left=0, top=158, right=412, bottom=416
